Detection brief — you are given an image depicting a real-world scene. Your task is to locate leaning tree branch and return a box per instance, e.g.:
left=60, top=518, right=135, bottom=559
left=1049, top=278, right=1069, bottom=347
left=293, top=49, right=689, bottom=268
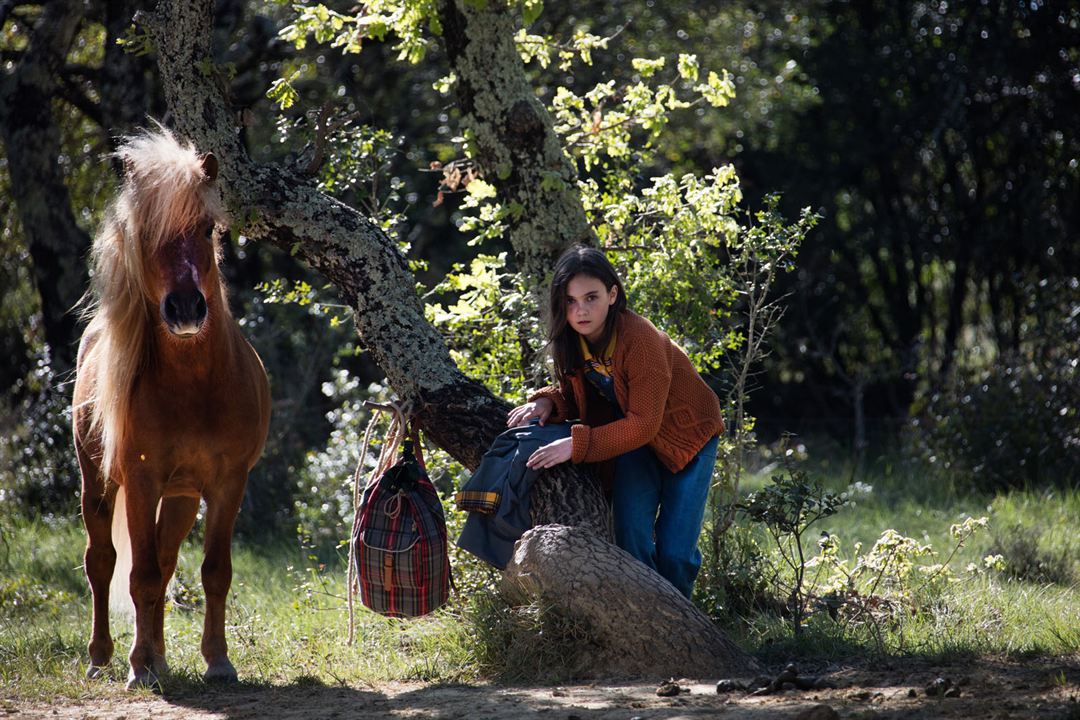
left=142, top=0, right=516, bottom=471
left=56, top=73, right=103, bottom=125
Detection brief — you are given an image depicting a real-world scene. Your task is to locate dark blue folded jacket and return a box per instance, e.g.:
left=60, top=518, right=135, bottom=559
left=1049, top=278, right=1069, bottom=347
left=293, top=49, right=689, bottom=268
left=456, top=420, right=573, bottom=569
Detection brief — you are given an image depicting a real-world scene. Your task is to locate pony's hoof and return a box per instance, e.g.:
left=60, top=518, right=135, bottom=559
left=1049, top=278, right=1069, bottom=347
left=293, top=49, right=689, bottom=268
left=125, top=668, right=161, bottom=692
left=86, top=664, right=108, bottom=680
left=203, top=659, right=238, bottom=683
left=151, top=655, right=170, bottom=676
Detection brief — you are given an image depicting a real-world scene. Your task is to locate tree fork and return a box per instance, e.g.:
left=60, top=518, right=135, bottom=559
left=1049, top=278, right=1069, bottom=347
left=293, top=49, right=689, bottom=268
left=147, top=0, right=755, bottom=678
left=437, top=0, right=597, bottom=386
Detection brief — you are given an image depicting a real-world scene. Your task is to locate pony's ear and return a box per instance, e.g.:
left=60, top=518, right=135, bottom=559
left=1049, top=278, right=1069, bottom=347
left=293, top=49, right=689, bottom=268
left=200, top=153, right=219, bottom=183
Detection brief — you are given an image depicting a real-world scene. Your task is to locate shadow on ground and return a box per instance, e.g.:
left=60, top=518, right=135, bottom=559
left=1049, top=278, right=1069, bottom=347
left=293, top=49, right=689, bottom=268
left=9, top=657, right=1080, bottom=720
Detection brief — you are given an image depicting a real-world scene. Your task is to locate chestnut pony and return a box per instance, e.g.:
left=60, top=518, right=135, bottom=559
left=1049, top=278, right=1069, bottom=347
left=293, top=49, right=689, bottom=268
left=73, top=127, right=271, bottom=689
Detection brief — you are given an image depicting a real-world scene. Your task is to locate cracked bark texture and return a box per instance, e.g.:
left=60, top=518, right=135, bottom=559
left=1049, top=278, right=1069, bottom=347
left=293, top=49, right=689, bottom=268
left=437, top=0, right=596, bottom=385
left=0, top=1, right=91, bottom=375
left=505, top=525, right=757, bottom=677
left=147, top=0, right=747, bottom=678
left=437, top=0, right=594, bottom=286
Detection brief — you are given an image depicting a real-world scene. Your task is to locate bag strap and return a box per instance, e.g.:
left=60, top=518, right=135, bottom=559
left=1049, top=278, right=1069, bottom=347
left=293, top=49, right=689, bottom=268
left=347, top=398, right=416, bottom=645
left=405, top=423, right=427, bottom=472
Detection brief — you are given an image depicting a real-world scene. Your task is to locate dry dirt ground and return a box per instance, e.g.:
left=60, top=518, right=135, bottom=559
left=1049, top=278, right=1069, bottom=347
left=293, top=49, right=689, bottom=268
left=4, top=658, right=1079, bottom=720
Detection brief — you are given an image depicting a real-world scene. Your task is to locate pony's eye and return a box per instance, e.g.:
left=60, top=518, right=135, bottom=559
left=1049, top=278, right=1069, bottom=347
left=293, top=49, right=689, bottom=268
left=205, top=225, right=215, bottom=240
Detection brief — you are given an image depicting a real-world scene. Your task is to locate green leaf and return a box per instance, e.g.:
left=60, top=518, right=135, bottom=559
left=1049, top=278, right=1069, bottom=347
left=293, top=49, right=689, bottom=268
left=522, top=0, right=543, bottom=26
left=466, top=178, right=498, bottom=200
left=631, top=57, right=665, bottom=78
left=433, top=72, right=457, bottom=95
left=267, top=74, right=300, bottom=110
left=117, top=24, right=154, bottom=56
left=677, top=53, right=699, bottom=82
left=695, top=69, right=737, bottom=107
left=539, top=171, right=567, bottom=193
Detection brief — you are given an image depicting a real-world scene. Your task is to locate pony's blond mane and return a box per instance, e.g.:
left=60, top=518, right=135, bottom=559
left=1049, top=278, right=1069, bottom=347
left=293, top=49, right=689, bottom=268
left=81, top=126, right=228, bottom=484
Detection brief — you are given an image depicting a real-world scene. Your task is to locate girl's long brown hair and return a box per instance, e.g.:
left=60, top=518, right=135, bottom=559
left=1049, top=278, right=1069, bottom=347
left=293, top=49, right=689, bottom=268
left=546, top=245, right=628, bottom=377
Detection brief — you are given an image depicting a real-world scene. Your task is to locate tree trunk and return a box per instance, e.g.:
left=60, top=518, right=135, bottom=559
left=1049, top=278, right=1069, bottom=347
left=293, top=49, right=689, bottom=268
left=437, top=0, right=594, bottom=285
left=145, top=0, right=753, bottom=678
left=437, top=0, right=597, bottom=385
left=0, top=1, right=91, bottom=375
left=504, top=525, right=758, bottom=678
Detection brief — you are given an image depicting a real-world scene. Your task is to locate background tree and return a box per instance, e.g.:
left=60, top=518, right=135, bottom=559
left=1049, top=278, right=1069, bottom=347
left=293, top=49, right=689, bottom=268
left=731, top=1, right=1080, bottom=444
left=0, top=1, right=93, bottom=377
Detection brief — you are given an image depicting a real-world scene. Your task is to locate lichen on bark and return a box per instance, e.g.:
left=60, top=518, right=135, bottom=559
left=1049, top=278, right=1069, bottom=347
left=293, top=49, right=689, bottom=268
left=438, top=0, right=594, bottom=289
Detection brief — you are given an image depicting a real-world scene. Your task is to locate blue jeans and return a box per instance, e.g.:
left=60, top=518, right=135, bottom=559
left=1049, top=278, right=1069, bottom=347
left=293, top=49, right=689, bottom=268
left=612, top=436, right=718, bottom=598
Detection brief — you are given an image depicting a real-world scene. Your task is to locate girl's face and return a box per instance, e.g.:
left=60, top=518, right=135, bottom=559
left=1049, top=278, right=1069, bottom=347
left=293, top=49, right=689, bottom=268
left=565, top=274, right=618, bottom=344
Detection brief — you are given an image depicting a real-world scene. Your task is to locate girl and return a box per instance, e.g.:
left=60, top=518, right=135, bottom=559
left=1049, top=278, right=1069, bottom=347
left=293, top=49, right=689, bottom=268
left=507, top=245, right=724, bottom=598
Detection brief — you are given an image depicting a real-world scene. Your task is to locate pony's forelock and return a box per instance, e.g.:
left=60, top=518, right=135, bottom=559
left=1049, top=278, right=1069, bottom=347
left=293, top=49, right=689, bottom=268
left=83, top=125, right=228, bottom=483
left=116, top=128, right=227, bottom=254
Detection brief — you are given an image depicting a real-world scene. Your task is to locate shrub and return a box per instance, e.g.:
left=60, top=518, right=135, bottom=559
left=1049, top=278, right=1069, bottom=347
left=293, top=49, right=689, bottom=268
left=0, top=355, right=79, bottom=518
left=694, top=522, right=778, bottom=620
left=912, top=355, right=1079, bottom=493
left=986, top=524, right=1075, bottom=586
left=734, top=462, right=847, bottom=635
left=910, top=278, right=1080, bottom=493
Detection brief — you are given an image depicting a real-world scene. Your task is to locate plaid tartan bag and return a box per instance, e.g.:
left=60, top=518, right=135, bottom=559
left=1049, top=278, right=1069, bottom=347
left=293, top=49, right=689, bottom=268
left=352, top=439, right=450, bottom=618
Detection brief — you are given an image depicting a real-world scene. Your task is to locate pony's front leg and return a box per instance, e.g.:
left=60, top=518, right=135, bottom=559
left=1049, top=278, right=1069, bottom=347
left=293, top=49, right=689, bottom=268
left=79, top=451, right=116, bottom=679
left=151, top=496, right=200, bottom=677
left=200, top=479, right=245, bottom=682
left=122, top=481, right=163, bottom=691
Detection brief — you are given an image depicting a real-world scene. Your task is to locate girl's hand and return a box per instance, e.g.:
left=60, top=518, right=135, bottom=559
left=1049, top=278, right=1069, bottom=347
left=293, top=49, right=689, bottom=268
left=526, top=437, right=573, bottom=469
left=507, top=398, right=553, bottom=427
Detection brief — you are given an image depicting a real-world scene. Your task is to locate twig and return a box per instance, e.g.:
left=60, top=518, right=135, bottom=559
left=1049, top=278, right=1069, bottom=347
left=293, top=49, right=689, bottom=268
left=515, top=19, right=630, bottom=54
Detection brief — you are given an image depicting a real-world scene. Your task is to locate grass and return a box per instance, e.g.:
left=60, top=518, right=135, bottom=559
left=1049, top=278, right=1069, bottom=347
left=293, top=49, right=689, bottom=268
left=0, top=516, right=481, bottom=702
left=2, top=458, right=1079, bottom=702
left=710, top=452, right=1080, bottom=662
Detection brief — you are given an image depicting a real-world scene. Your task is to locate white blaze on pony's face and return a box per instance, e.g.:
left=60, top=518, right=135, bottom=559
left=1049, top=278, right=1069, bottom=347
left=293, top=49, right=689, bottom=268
left=154, top=219, right=216, bottom=337
left=144, top=152, right=222, bottom=339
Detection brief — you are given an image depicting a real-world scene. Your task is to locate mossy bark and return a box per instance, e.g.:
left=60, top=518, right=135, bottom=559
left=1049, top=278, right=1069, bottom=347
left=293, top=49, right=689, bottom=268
left=437, top=0, right=598, bottom=385
left=437, top=1, right=594, bottom=285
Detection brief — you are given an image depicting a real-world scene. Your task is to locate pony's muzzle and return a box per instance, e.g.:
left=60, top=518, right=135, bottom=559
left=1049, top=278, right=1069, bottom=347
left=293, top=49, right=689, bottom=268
left=161, top=289, right=207, bottom=336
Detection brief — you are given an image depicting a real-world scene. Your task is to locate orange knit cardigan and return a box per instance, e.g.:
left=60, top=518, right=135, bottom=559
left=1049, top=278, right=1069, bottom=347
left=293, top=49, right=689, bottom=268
left=529, top=310, right=724, bottom=473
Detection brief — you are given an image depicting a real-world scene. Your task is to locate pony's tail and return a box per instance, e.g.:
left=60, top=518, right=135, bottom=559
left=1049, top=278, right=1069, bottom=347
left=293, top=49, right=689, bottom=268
left=109, top=486, right=134, bottom=619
